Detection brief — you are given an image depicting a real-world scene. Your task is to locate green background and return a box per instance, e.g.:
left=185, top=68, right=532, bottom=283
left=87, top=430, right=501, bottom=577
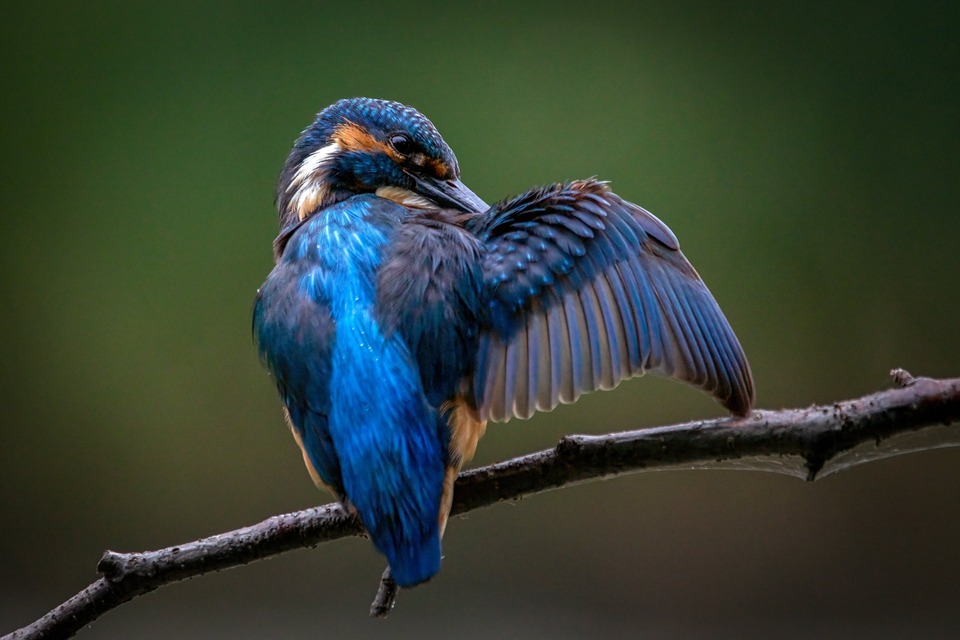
left=2, top=1, right=958, bottom=637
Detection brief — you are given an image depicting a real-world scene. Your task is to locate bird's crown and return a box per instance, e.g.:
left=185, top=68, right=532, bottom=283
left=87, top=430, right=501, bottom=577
left=310, top=98, right=456, bottom=172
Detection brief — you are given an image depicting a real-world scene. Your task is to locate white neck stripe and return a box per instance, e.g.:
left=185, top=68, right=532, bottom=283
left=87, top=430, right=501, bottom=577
left=288, top=142, right=340, bottom=191
left=288, top=142, right=340, bottom=220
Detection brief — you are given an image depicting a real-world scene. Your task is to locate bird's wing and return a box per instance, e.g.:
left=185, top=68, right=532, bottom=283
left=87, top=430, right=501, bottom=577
left=467, top=179, right=754, bottom=422
left=253, top=253, right=343, bottom=498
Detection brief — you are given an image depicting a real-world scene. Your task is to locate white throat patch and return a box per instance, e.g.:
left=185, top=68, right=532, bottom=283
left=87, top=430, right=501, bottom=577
left=375, top=186, right=438, bottom=209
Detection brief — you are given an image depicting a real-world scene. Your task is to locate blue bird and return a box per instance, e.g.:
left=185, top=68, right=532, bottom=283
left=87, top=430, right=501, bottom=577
left=253, top=98, right=754, bottom=588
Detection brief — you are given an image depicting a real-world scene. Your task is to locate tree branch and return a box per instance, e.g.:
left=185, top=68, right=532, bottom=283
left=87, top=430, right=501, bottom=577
left=6, top=370, right=959, bottom=639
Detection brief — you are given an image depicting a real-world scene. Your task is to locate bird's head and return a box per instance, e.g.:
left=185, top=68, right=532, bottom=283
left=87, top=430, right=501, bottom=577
left=276, top=98, right=486, bottom=231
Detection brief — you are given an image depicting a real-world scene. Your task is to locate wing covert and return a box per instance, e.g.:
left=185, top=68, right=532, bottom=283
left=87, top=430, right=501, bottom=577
left=468, top=179, right=754, bottom=422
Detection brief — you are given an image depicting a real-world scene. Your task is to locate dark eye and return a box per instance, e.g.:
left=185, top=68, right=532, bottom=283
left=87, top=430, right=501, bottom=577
left=389, top=134, right=414, bottom=156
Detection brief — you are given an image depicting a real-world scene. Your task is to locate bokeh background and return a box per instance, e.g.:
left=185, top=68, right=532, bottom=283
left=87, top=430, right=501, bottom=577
left=2, top=1, right=958, bottom=638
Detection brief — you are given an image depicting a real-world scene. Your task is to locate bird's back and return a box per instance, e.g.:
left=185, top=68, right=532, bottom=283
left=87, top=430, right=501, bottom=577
left=255, top=195, right=468, bottom=586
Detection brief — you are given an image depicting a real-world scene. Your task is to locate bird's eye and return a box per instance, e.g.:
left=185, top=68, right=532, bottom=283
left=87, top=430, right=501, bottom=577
left=389, top=134, right=414, bottom=156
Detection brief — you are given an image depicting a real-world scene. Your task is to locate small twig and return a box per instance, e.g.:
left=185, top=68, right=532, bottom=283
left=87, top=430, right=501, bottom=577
left=4, top=371, right=959, bottom=639
left=891, top=367, right=916, bottom=388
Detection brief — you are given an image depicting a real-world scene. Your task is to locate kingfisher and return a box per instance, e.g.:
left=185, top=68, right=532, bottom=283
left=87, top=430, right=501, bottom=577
left=253, top=98, right=754, bottom=589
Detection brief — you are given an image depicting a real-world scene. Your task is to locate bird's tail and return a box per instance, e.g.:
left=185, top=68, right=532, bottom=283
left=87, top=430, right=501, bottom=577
left=347, top=444, right=444, bottom=588
left=375, top=526, right=442, bottom=588
left=330, top=383, right=447, bottom=587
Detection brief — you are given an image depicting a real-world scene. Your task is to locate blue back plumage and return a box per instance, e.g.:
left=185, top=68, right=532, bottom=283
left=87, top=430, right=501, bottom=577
left=255, top=195, right=448, bottom=586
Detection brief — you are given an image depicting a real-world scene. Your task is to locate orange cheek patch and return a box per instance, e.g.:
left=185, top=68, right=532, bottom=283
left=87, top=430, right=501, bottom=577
left=333, top=121, right=402, bottom=163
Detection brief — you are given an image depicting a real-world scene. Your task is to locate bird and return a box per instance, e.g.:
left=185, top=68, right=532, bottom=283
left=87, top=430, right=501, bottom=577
left=253, top=97, right=754, bottom=589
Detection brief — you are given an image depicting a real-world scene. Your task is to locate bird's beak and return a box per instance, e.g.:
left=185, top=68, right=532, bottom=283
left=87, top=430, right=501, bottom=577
left=409, top=173, right=488, bottom=213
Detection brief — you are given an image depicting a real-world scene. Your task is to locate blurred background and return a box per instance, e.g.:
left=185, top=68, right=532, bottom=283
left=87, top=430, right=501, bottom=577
left=2, top=1, right=958, bottom=638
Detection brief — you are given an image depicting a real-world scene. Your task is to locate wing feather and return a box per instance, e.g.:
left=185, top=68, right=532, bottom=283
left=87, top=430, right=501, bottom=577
left=505, top=315, right=529, bottom=418
left=606, top=266, right=642, bottom=375
left=484, top=333, right=508, bottom=421
left=594, top=273, right=629, bottom=385
left=547, top=293, right=574, bottom=406
left=470, top=179, right=753, bottom=422
left=562, top=290, right=588, bottom=403
left=580, top=279, right=615, bottom=389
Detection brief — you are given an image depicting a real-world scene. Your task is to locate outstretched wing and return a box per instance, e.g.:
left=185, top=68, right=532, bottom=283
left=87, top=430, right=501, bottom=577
left=467, top=179, right=754, bottom=422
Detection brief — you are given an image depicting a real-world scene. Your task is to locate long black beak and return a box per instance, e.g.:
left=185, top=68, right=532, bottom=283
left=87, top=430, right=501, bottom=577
left=409, top=173, right=488, bottom=213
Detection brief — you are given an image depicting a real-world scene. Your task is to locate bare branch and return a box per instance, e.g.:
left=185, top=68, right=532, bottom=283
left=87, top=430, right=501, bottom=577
left=5, top=371, right=959, bottom=639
